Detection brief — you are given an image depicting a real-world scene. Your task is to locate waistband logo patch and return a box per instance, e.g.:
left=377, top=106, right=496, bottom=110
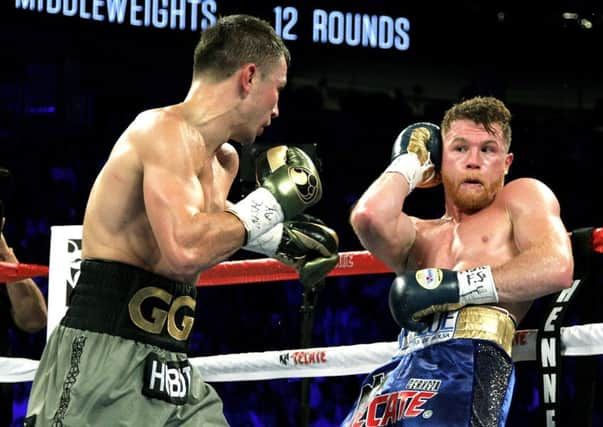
left=142, top=353, right=191, bottom=405
left=128, top=286, right=196, bottom=341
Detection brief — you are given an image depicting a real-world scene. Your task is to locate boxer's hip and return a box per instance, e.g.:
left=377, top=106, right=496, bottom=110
left=61, top=259, right=197, bottom=353
left=398, top=305, right=516, bottom=358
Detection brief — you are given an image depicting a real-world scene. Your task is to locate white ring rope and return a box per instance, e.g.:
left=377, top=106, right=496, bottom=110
left=2, top=323, right=601, bottom=383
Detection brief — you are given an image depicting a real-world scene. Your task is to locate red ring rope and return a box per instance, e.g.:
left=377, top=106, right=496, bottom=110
left=0, top=261, right=49, bottom=283
left=1, top=228, right=601, bottom=285
left=197, top=250, right=391, bottom=286
left=594, top=227, right=603, bottom=254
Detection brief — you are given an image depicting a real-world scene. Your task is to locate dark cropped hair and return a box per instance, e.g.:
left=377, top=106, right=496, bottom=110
left=193, top=14, right=291, bottom=81
left=441, top=96, right=512, bottom=149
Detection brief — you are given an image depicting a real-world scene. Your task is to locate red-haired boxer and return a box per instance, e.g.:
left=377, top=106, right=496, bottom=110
left=26, top=15, right=337, bottom=427
left=345, top=97, right=573, bottom=426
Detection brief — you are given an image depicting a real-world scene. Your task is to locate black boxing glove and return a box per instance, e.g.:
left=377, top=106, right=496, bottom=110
left=385, top=122, right=442, bottom=191
left=388, top=266, right=499, bottom=331
left=242, top=214, right=339, bottom=287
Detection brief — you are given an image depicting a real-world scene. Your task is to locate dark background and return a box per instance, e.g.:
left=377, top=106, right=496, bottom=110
left=1, top=1, right=603, bottom=426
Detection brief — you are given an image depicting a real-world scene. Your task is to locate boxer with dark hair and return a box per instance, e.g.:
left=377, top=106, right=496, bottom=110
left=26, top=14, right=337, bottom=426
left=345, top=96, right=573, bottom=426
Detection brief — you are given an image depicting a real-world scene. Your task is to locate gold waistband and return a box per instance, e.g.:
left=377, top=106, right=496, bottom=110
left=453, top=306, right=516, bottom=357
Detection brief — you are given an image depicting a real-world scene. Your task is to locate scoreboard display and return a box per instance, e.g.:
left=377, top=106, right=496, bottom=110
left=13, top=1, right=415, bottom=52
left=7, top=1, right=602, bottom=107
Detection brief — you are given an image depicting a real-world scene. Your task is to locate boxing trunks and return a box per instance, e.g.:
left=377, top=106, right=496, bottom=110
left=26, top=259, right=229, bottom=427
left=342, top=306, right=516, bottom=427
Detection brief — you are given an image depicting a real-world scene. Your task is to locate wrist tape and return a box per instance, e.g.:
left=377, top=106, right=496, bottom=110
left=242, top=223, right=283, bottom=256
left=458, top=265, right=499, bottom=305
left=384, top=153, right=423, bottom=192
left=227, top=188, right=284, bottom=244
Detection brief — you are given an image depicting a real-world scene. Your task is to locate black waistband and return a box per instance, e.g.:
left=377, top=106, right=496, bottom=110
left=61, top=259, right=197, bottom=353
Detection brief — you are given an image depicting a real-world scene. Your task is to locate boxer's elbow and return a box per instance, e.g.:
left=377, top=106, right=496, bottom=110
left=161, top=229, right=210, bottom=275
left=165, top=221, right=223, bottom=275
left=540, top=244, right=574, bottom=292
left=164, top=246, right=203, bottom=277
left=555, top=251, right=574, bottom=290
left=16, top=312, right=47, bottom=334
left=350, top=203, right=384, bottom=239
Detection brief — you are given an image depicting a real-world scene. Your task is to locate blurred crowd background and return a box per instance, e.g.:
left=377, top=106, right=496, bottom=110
left=1, top=1, right=602, bottom=426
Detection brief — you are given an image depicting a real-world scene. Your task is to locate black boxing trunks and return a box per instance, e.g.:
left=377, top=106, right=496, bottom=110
left=342, top=306, right=516, bottom=427
left=25, top=259, right=230, bottom=427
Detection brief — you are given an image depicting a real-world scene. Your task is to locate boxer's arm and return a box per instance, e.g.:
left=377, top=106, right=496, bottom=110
left=350, top=172, right=417, bottom=273
left=350, top=123, right=441, bottom=273
left=0, top=222, right=47, bottom=333
left=492, top=177, right=574, bottom=302
left=139, top=117, right=246, bottom=276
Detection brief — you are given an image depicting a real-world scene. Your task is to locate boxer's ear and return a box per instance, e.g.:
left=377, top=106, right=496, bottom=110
left=504, top=152, right=514, bottom=175
left=239, top=63, right=257, bottom=96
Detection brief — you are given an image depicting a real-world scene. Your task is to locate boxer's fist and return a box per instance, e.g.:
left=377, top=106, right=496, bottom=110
left=256, top=146, right=322, bottom=219
left=274, top=214, right=339, bottom=287
left=242, top=214, right=339, bottom=287
left=388, top=266, right=498, bottom=331
left=227, top=145, right=322, bottom=242
left=386, top=122, right=442, bottom=191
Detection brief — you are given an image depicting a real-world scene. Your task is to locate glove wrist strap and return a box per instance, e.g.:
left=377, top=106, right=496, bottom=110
left=227, top=188, right=284, bottom=244
left=458, top=265, right=499, bottom=305
left=242, top=223, right=283, bottom=256
left=384, top=153, right=423, bottom=192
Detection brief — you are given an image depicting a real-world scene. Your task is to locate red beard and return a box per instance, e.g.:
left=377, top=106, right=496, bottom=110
left=442, top=173, right=505, bottom=214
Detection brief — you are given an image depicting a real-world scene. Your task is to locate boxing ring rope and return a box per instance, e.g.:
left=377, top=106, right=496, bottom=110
left=1, top=228, right=602, bottom=385
left=0, top=250, right=391, bottom=287
left=2, top=227, right=602, bottom=285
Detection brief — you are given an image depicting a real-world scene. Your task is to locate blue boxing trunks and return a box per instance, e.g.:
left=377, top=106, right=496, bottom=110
left=342, top=306, right=516, bottom=427
left=26, top=259, right=230, bottom=427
